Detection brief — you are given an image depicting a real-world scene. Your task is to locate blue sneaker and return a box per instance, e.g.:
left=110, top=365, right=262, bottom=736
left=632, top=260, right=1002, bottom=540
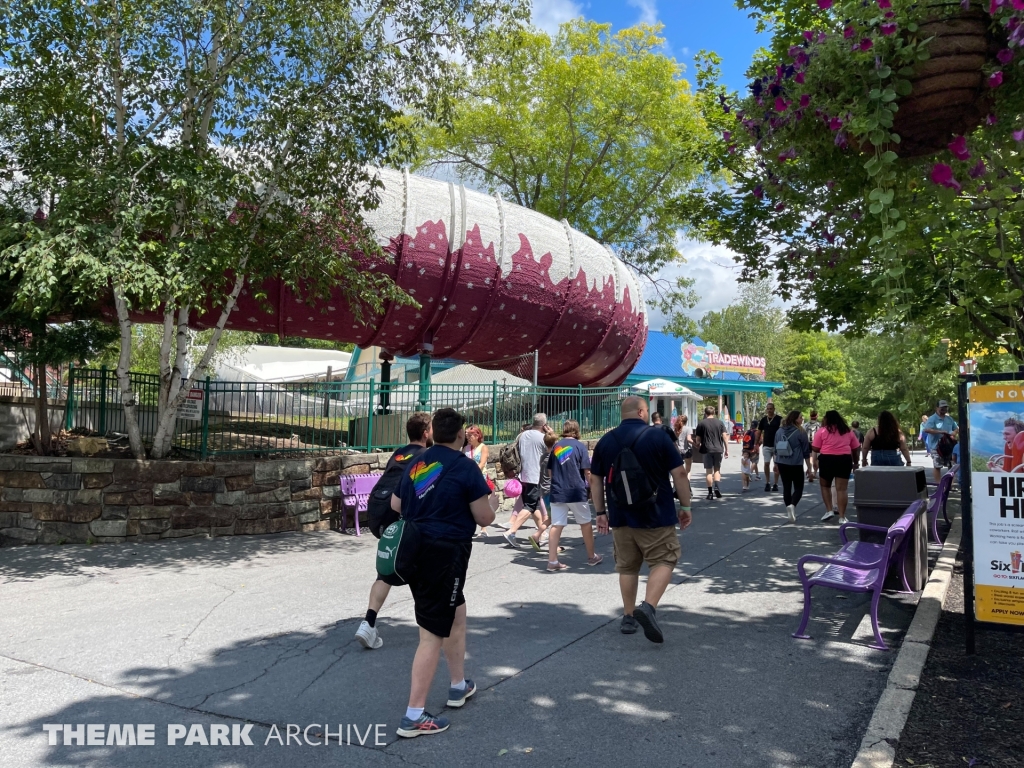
left=446, top=679, right=477, bottom=708
left=397, top=712, right=450, bottom=738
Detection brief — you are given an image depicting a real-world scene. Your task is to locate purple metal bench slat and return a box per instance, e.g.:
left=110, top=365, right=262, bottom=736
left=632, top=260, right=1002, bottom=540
left=927, top=469, right=956, bottom=544
left=334, top=473, right=382, bottom=536
left=793, top=500, right=923, bottom=650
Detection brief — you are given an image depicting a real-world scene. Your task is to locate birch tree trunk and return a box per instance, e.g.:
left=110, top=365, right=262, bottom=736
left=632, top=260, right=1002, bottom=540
left=113, top=289, right=146, bottom=459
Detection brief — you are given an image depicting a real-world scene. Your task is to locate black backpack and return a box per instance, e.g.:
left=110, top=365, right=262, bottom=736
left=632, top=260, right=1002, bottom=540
left=367, top=448, right=422, bottom=539
left=608, top=428, right=658, bottom=510
left=936, top=433, right=957, bottom=463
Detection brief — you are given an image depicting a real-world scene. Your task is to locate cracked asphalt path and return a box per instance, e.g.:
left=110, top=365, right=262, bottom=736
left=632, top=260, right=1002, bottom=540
left=0, top=455, right=920, bottom=767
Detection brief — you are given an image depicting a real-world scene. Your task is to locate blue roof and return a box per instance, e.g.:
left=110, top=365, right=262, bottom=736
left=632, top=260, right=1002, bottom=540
left=627, top=331, right=783, bottom=394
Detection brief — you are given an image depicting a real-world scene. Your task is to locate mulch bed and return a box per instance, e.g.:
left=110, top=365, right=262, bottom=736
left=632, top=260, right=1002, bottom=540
left=893, top=554, right=1024, bottom=768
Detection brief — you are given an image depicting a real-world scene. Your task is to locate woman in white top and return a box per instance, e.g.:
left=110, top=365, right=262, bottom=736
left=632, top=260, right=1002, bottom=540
left=674, top=414, right=693, bottom=475
left=466, top=426, right=495, bottom=537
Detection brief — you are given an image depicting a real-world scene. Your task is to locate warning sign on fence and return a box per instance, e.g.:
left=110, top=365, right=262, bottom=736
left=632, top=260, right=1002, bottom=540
left=177, top=389, right=204, bottom=421
left=968, top=385, right=1024, bottom=626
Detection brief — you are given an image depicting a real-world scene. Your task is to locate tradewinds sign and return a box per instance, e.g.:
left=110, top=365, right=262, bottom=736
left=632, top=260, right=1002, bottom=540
left=681, top=340, right=766, bottom=377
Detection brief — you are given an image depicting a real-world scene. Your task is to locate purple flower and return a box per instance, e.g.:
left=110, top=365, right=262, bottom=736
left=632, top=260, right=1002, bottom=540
left=1013, top=128, right=1024, bottom=141
left=795, top=71, right=806, bottom=84
left=803, top=30, right=814, bottom=41
left=789, top=45, right=804, bottom=58
left=948, top=135, right=971, bottom=160
left=878, top=0, right=892, bottom=7
left=987, top=113, right=998, bottom=125
left=859, top=38, right=874, bottom=51
left=844, top=25, right=856, bottom=38
left=931, top=163, right=962, bottom=191
left=818, top=0, right=832, bottom=8
left=1013, top=0, right=1024, bottom=8
left=818, top=32, right=827, bottom=43
left=969, top=159, right=987, bottom=178
left=989, top=70, right=1004, bottom=88
left=776, top=203, right=787, bottom=212
left=775, top=97, right=791, bottom=111
left=753, top=186, right=764, bottom=199
left=828, top=116, right=843, bottom=131
left=998, top=48, right=1014, bottom=64
left=779, top=147, right=797, bottom=160
left=723, top=131, right=732, bottom=142
left=880, top=23, right=897, bottom=35
left=835, top=131, right=848, bottom=148
left=800, top=94, right=811, bottom=108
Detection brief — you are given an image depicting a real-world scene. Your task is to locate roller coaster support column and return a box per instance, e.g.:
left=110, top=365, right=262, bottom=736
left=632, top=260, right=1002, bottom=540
left=418, top=342, right=433, bottom=409
left=379, top=352, right=393, bottom=415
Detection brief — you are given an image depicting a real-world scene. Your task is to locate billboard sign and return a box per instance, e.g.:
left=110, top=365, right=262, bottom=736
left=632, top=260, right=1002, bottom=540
left=968, top=384, right=1024, bottom=626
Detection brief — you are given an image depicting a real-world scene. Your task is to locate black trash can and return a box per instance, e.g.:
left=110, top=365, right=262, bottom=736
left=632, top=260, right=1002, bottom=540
left=853, top=467, right=929, bottom=590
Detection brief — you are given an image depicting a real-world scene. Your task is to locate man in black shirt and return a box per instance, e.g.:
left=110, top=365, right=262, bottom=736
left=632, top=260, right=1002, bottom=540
left=356, top=413, right=432, bottom=651
left=757, top=402, right=782, bottom=493
left=393, top=408, right=494, bottom=737
left=693, top=405, right=729, bottom=500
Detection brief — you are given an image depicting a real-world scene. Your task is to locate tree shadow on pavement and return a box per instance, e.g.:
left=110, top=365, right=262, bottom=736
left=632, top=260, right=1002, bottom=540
left=8, top=588, right=913, bottom=768
left=0, top=531, right=367, bottom=582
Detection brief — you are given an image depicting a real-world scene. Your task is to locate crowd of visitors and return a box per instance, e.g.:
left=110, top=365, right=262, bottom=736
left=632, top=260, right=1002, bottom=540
left=356, top=394, right=957, bottom=737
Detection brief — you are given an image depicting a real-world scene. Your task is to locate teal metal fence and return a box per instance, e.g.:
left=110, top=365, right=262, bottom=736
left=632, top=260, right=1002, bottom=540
left=64, top=367, right=628, bottom=458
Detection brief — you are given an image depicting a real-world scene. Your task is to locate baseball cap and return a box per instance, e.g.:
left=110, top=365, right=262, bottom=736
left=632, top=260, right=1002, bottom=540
left=937, top=400, right=949, bottom=408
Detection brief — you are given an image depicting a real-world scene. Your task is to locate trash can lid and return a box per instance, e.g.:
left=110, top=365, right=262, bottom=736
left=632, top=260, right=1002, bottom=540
left=853, top=466, right=927, bottom=503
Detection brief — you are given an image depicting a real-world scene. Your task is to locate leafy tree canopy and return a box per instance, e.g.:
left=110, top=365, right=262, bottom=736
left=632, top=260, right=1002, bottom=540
left=414, top=20, right=729, bottom=312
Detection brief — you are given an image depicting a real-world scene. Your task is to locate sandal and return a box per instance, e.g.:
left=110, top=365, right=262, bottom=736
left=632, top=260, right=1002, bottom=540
left=546, top=562, right=570, bottom=572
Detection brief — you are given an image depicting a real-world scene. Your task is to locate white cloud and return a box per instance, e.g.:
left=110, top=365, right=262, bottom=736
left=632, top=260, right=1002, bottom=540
left=627, top=0, right=659, bottom=25
left=644, top=240, right=741, bottom=331
left=532, top=0, right=583, bottom=35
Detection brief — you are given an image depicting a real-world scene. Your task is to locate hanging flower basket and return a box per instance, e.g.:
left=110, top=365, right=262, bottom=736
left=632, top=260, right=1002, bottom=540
left=893, top=2, right=1001, bottom=157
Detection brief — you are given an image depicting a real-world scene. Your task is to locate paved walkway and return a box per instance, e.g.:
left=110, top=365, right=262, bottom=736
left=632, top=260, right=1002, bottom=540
left=0, top=454, right=921, bottom=767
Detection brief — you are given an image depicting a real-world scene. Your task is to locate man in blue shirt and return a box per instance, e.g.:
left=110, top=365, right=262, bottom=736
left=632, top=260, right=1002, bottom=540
left=923, top=399, right=958, bottom=482
left=545, top=419, right=602, bottom=571
left=589, top=396, right=693, bottom=644
left=391, top=408, right=494, bottom=738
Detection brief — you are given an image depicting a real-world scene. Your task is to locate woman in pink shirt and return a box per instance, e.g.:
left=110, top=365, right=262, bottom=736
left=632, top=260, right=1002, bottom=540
left=811, top=410, right=860, bottom=525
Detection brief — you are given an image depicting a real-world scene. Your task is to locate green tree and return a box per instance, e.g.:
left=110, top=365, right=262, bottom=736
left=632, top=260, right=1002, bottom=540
left=774, top=330, right=849, bottom=415
left=415, top=20, right=722, bottom=307
left=0, top=0, right=526, bottom=459
left=692, top=279, right=787, bottom=381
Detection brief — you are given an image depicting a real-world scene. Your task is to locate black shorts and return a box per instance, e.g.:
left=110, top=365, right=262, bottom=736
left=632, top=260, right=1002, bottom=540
left=408, top=538, right=472, bottom=638
left=376, top=571, right=406, bottom=587
left=703, top=452, right=723, bottom=471
left=520, top=482, right=542, bottom=513
left=818, top=454, right=853, bottom=483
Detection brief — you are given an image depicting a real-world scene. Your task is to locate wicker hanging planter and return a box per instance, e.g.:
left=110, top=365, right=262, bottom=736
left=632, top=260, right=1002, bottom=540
left=893, top=2, right=1001, bottom=157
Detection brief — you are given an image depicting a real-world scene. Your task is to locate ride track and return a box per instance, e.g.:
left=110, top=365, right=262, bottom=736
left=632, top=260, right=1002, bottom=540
left=128, top=169, right=649, bottom=387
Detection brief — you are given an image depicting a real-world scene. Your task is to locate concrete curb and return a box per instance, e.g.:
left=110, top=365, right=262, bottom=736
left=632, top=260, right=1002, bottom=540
left=850, top=514, right=963, bottom=768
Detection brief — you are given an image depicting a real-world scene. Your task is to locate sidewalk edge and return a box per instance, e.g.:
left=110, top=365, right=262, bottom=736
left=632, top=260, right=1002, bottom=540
left=849, top=515, right=963, bottom=768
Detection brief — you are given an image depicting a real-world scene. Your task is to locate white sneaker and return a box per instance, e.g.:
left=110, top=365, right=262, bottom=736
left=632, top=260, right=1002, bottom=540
left=787, top=505, right=796, bottom=523
left=837, top=516, right=848, bottom=526
left=820, top=509, right=835, bottom=522
left=355, top=620, right=383, bottom=650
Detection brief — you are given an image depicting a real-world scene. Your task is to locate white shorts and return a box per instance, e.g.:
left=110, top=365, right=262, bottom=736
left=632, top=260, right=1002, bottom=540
left=549, top=502, right=593, bottom=527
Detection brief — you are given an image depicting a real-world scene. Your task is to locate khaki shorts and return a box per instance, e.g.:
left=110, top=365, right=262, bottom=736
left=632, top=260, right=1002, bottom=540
left=612, top=525, right=681, bottom=575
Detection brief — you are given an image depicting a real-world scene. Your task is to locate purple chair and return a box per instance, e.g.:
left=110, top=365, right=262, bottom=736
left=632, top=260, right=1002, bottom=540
left=334, top=473, right=382, bottom=536
left=926, top=469, right=956, bottom=544
left=793, top=501, right=922, bottom=651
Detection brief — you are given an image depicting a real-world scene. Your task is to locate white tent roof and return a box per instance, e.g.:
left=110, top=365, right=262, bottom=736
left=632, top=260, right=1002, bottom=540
left=214, top=346, right=351, bottom=383
left=631, top=378, right=699, bottom=399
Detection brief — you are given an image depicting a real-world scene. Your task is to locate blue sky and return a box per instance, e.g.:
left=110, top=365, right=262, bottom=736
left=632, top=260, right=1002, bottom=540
left=531, top=1, right=769, bottom=329
left=533, top=0, right=764, bottom=93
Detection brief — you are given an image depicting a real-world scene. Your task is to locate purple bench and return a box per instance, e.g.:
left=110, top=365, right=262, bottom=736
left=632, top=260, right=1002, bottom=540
left=793, top=501, right=923, bottom=651
left=332, top=473, right=381, bottom=536
left=927, top=467, right=957, bottom=544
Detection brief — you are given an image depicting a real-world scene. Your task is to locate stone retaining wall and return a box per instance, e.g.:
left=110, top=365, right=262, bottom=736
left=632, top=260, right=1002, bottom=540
left=0, top=437, right=603, bottom=546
